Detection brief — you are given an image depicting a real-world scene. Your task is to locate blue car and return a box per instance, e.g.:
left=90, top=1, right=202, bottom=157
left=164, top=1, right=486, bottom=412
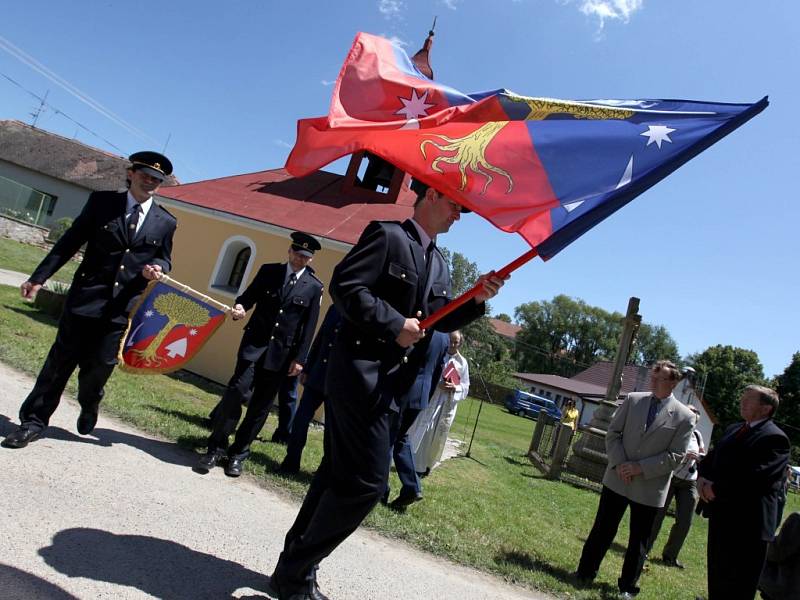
left=504, top=390, right=562, bottom=421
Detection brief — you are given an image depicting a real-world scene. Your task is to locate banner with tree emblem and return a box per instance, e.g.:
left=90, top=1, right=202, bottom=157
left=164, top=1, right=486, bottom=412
left=119, top=278, right=228, bottom=374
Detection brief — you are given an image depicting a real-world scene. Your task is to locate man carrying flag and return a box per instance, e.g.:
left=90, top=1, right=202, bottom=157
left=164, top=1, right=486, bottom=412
left=2, top=152, right=177, bottom=449
left=267, top=182, right=505, bottom=599
left=197, top=232, right=323, bottom=478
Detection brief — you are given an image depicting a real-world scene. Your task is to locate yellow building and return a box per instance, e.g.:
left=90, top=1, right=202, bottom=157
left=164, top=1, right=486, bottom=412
left=156, top=157, right=415, bottom=384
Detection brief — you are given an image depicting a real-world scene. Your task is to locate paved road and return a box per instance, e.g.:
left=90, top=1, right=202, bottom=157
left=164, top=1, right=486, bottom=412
left=0, top=361, right=551, bottom=600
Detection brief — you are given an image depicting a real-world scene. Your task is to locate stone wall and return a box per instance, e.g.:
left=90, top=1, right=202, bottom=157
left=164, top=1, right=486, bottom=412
left=0, top=215, right=49, bottom=246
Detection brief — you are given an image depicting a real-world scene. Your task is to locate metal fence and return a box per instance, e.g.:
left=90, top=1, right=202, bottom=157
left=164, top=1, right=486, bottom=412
left=527, top=416, right=607, bottom=492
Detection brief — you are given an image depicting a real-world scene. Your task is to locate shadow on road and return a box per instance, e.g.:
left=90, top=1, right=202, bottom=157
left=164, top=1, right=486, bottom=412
left=0, top=563, right=78, bottom=599
left=40, top=528, right=273, bottom=599
left=0, top=414, right=197, bottom=468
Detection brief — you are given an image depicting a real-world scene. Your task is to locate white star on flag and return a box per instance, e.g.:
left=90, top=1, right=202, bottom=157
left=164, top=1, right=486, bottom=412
left=395, top=89, right=435, bottom=121
left=640, top=125, right=676, bottom=149
left=189, top=329, right=198, bottom=336
left=144, top=310, right=154, bottom=318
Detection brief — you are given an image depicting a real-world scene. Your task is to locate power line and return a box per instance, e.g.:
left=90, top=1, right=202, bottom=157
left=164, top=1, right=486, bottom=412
left=1, top=70, right=127, bottom=153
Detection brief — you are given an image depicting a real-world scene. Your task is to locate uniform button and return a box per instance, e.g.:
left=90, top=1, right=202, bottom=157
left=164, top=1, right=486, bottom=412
left=119, top=265, right=125, bottom=271
left=114, top=282, right=119, bottom=287
left=401, top=273, right=406, bottom=279
left=355, top=340, right=361, bottom=345
left=323, top=358, right=328, bottom=363
left=270, top=336, right=274, bottom=340
left=274, top=322, right=279, bottom=327
left=279, top=309, right=283, bottom=314
left=328, top=343, right=333, bottom=347
left=402, top=356, right=408, bottom=364
left=125, top=248, right=130, bottom=253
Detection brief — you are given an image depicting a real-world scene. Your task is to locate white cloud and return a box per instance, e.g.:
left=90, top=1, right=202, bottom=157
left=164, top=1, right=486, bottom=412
left=386, top=35, right=409, bottom=49
left=273, top=139, right=292, bottom=149
left=575, top=0, right=643, bottom=30
left=378, top=0, right=404, bottom=19
left=440, top=0, right=461, bottom=10
left=320, top=79, right=336, bottom=86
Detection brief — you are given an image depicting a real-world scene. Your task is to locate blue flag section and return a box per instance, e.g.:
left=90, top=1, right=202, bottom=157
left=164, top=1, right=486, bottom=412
left=119, top=280, right=227, bottom=374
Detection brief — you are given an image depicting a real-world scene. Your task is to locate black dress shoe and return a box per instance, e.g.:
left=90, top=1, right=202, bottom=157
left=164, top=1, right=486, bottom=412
left=225, top=457, right=244, bottom=477
left=267, top=569, right=330, bottom=600
left=389, top=489, right=423, bottom=509
left=77, top=409, right=98, bottom=435
left=1, top=427, right=41, bottom=449
left=196, top=450, right=225, bottom=473
left=662, top=557, right=685, bottom=569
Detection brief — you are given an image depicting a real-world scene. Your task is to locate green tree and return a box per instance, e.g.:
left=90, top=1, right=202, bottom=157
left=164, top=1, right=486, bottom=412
left=687, top=345, right=765, bottom=429
left=495, top=313, right=512, bottom=323
left=440, top=247, right=515, bottom=386
left=775, top=352, right=800, bottom=462
left=633, top=323, right=681, bottom=365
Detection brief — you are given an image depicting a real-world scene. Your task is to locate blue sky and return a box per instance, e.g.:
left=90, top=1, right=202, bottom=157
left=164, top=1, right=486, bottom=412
left=2, top=1, right=797, bottom=378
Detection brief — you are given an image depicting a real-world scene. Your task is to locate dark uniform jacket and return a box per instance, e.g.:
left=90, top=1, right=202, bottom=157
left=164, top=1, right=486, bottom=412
left=697, top=419, right=790, bottom=541
left=235, top=262, right=323, bottom=372
left=399, top=330, right=449, bottom=411
left=328, top=220, right=484, bottom=412
left=30, top=190, right=176, bottom=324
left=302, top=305, right=342, bottom=393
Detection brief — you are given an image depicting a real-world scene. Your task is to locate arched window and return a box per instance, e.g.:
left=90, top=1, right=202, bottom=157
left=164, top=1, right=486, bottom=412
left=227, top=247, right=251, bottom=288
left=209, top=235, right=256, bottom=297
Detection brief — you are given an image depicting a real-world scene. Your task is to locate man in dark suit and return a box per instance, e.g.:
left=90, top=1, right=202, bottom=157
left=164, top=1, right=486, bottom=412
left=385, top=329, right=449, bottom=509
left=266, top=180, right=506, bottom=600
left=197, top=232, right=323, bottom=478
left=276, top=304, right=342, bottom=475
left=2, top=152, right=177, bottom=449
left=696, top=385, right=790, bottom=600
left=576, top=360, right=694, bottom=598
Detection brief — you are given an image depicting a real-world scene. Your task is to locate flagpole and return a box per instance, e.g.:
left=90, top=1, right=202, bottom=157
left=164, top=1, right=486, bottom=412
left=159, top=274, right=233, bottom=312
left=419, top=248, right=538, bottom=330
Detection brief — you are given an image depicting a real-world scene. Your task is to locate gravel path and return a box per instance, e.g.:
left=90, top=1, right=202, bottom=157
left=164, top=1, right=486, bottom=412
left=0, top=361, right=552, bottom=600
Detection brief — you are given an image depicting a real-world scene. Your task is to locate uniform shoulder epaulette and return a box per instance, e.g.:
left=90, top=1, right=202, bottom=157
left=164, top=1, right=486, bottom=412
left=155, top=204, right=178, bottom=222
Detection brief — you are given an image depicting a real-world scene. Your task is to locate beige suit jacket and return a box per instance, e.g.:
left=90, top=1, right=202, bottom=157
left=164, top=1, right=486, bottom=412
left=603, top=391, right=694, bottom=507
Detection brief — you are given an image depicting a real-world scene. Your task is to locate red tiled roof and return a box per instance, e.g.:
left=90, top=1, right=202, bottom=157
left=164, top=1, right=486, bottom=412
left=572, top=361, right=652, bottom=395
left=514, top=373, right=607, bottom=397
left=157, top=168, right=416, bottom=245
left=488, top=317, right=522, bottom=339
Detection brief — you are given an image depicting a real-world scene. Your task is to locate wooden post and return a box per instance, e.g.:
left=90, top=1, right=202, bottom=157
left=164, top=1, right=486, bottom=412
left=604, top=297, right=642, bottom=404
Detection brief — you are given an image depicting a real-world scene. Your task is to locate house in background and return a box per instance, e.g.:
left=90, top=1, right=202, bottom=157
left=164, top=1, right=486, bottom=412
left=0, top=120, right=178, bottom=228
left=514, top=360, right=717, bottom=437
left=487, top=317, right=522, bottom=341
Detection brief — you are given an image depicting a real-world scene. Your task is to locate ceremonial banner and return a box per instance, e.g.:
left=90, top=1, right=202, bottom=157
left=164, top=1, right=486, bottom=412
left=119, top=279, right=228, bottom=374
left=287, top=32, right=767, bottom=260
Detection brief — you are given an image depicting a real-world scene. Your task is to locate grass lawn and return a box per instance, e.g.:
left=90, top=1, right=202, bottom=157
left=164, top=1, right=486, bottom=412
left=0, top=236, right=78, bottom=283
left=0, top=274, right=798, bottom=599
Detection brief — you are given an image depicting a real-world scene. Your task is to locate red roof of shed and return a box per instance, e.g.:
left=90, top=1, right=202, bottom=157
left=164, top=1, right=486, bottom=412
left=158, top=168, right=416, bottom=245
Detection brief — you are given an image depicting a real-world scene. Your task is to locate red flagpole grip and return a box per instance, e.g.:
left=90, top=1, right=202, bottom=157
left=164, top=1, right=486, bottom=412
left=419, top=248, right=538, bottom=330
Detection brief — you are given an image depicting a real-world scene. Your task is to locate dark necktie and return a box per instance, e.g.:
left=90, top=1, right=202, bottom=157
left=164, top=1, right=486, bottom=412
left=734, top=422, right=750, bottom=440
left=645, top=396, right=661, bottom=430
left=283, top=272, right=297, bottom=296
left=127, top=204, right=142, bottom=241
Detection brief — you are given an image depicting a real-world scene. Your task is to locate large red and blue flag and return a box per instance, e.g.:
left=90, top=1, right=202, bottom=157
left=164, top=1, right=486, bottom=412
left=119, top=280, right=227, bottom=374
left=287, top=32, right=767, bottom=259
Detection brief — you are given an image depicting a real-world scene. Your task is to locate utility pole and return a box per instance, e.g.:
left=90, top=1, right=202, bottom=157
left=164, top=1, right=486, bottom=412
left=604, top=297, right=642, bottom=404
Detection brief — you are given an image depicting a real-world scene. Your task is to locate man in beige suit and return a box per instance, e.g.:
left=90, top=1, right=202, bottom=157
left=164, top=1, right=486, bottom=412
left=575, top=360, right=694, bottom=598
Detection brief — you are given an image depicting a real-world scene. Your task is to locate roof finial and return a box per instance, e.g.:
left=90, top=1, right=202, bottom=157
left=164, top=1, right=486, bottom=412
left=412, top=17, right=437, bottom=80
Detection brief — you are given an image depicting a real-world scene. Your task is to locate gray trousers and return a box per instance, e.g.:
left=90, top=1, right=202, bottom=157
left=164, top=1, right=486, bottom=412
left=647, top=475, right=698, bottom=560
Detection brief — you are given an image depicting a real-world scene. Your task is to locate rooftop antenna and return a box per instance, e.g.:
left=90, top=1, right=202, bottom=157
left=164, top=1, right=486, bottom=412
left=30, top=89, right=48, bottom=127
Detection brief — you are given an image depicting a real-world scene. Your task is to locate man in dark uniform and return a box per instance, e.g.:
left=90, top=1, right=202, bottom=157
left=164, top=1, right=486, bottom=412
left=385, top=329, right=449, bottom=508
left=697, top=385, right=790, bottom=600
left=197, top=232, right=324, bottom=477
left=276, top=304, right=342, bottom=475
left=266, top=181, right=506, bottom=599
left=2, top=152, right=177, bottom=449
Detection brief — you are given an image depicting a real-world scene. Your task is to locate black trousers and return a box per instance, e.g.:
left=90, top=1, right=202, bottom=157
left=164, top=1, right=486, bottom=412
left=207, top=356, right=285, bottom=459
left=281, top=386, right=326, bottom=471
left=273, top=375, right=299, bottom=440
left=20, top=311, right=125, bottom=432
left=577, top=485, right=659, bottom=594
left=275, top=389, right=393, bottom=588
left=388, top=406, right=422, bottom=498
left=707, top=513, right=768, bottom=600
